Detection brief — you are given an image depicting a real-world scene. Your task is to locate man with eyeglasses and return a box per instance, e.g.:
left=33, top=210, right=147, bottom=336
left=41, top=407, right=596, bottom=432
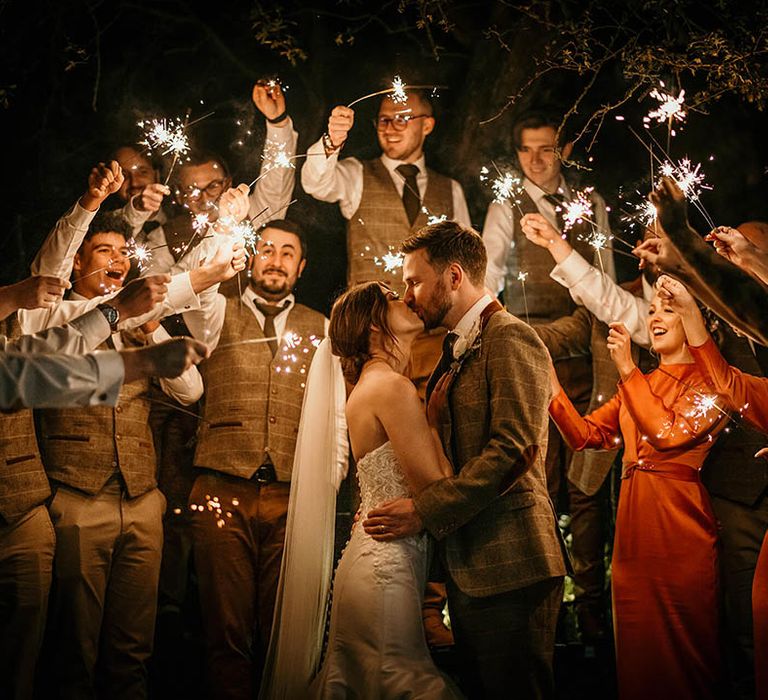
left=301, top=89, right=470, bottom=296
left=302, top=87, right=470, bottom=653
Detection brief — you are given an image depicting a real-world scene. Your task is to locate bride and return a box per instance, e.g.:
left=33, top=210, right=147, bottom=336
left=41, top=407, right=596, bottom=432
left=311, top=281, right=461, bottom=698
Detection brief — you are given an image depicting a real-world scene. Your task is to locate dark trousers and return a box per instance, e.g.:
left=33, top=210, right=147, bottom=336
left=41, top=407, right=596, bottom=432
left=0, top=505, right=55, bottom=700
left=447, top=576, right=563, bottom=700
left=712, top=493, right=768, bottom=699
left=568, top=478, right=610, bottom=613
left=189, top=471, right=290, bottom=700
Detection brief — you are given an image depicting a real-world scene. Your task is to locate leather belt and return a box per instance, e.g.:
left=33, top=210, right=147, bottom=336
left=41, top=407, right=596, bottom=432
left=251, top=463, right=277, bottom=485
left=621, top=461, right=701, bottom=482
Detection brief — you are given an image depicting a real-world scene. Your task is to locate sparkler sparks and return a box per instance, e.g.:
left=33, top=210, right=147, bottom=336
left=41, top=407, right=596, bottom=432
left=480, top=166, right=525, bottom=208
left=192, top=212, right=211, bottom=233
left=690, top=393, right=719, bottom=420
left=560, top=188, right=595, bottom=230
left=128, top=240, right=152, bottom=272
left=390, top=75, right=408, bottom=104
left=138, top=117, right=190, bottom=157
left=374, top=248, right=405, bottom=273
left=659, top=158, right=712, bottom=200
left=421, top=206, right=447, bottom=225
left=644, top=85, right=686, bottom=127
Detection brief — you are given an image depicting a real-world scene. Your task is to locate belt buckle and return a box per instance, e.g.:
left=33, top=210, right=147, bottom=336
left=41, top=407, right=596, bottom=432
left=254, top=464, right=275, bottom=485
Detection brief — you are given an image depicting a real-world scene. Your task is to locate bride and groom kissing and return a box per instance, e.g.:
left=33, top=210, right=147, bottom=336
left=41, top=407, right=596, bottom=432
left=264, top=221, right=567, bottom=699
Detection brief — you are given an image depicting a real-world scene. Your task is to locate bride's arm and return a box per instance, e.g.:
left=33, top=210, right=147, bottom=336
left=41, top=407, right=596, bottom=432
left=376, top=373, right=452, bottom=493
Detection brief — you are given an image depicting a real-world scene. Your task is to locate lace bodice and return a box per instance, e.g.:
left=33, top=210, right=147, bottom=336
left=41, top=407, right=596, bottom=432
left=357, top=441, right=411, bottom=518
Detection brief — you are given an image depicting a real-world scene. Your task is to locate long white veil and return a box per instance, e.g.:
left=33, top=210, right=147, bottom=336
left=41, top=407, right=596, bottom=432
left=259, top=337, right=348, bottom=699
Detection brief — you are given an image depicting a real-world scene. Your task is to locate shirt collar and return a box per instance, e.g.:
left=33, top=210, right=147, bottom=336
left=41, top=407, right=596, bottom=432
left=380, top=153, right=427, bottom=178
left=451, top=294, right=492, bottom=359
left=523, top=175, right=570, bottom=205
left=242, top=285, right=294, bottom=313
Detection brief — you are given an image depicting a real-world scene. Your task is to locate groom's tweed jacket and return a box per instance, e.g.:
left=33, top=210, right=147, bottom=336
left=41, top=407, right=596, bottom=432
left=414, top=309, right=567, bottom=597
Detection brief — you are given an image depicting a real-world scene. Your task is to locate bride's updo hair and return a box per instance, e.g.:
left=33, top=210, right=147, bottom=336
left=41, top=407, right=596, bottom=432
left=329, top=282, right=399, bottom=385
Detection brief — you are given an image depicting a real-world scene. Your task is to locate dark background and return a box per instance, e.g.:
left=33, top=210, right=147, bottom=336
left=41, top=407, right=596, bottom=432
left=1, top=0, right=767, bottom=313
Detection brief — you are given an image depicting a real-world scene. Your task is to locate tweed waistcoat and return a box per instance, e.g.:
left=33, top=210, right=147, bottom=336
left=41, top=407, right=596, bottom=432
left=0, top=314, right=51, bottom=523
left=503, top=189, right=595, bottom=323
left=195, top=297, right=326, bottom=481
left=347, top=158, right=454, bottom=294
left=423, top=311, right=567, bottom=596
left=37, top=333, right=156, bottom=498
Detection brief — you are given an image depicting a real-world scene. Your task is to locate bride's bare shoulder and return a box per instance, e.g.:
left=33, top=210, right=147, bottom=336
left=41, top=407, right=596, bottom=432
left=349, top=367, right=418, bottom=408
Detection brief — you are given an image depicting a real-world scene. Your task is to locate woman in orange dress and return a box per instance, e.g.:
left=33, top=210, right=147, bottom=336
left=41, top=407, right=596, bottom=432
left=658, top=275, right=768, bottom=700
left=548, top=280, right=727, bottom=700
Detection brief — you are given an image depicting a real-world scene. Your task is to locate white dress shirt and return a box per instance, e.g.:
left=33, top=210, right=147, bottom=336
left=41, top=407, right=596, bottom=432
left=483, top=175, right=615, bottom=294
left=31, top=201, right=97, bottom=281
left=549, top=249, right=653, bottom=348
left=2, top=308, right=110, bottom=355
left=0, top=350, right=124, bottom=409
left=65, top=291, right=203, bottom=406
left=301, top=140, right=472, bottom=227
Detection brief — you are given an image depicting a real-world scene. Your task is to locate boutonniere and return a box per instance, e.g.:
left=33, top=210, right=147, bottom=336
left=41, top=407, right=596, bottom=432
left=448, top=318, right=483, bottom=374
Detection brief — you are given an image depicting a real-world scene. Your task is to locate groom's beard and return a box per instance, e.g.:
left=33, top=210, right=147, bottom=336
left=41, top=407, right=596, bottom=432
left=416, top=277, right=452, bottom=330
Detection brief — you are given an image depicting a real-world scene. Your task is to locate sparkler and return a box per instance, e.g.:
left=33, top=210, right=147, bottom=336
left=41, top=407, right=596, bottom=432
left=560, top=188, right=595, bottom=230
left=480, top=163, right=525, bottom=216
left=374, top=248, right=405, bottom=273
left=517, top=270, right=529, bottom=325
left=138, top=117, right=190, bottom=157
left=347, top=77, right=446, bottom=108
left=420, top=206, right=447, bottom=226
left=128, top=240, right=153, bottom=272
left=644, top=85, right=686, bottom=127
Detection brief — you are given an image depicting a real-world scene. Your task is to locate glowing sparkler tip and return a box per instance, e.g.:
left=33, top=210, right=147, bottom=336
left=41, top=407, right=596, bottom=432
left=646, top=86, right=686, bottom=125
left=374, top=249, right=405, bottom=273
left=516, top=271, right=528, bottom=282
left=561, top=189, right=595, bottom=230
left=390, top=75, right=408, bottom=104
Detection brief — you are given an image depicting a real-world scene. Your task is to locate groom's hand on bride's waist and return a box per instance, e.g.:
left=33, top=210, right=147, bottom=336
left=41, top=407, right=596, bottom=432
left=363, top=498, right=423, bottom=541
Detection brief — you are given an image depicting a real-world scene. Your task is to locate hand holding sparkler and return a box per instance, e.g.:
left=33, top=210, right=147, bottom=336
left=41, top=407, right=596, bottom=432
left=649, top=176, right=690, bottom=239
left=326, top=106, right=354, bottom=153
left=187, top=241, right=247, bottom=294
left=520, top=213, right=572, bottom=263
left=0, top=275, right=70, bottom=318
left=656, top=275, right=710, bottom=347
left=632, top=237, right=686, bottom=277
left=216, top=184, right=251, bottom=224
left=132, top=183, right=171, bottom=213
left=121, top=336, right=209, bottom=384
left=111, top=274, right=171, bottom=322
left=607, top=322, right=636, bottom=380
left=252, top=79, right=288, bottom=126
left=80, top=161, right=124, bottom=212
left=705, top=227, right=757, bottom=270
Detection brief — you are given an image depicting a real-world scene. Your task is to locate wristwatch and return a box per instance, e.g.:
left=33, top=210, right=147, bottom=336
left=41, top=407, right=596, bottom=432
left=97, top=303, right=120, bottom=332
left=322, top=132, right=343, bottom=156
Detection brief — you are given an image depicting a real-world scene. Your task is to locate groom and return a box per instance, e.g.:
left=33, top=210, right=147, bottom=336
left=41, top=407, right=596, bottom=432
left=364, top=220, right=566, bottom=699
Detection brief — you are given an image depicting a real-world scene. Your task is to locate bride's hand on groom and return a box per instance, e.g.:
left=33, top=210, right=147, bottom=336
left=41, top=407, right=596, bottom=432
left=427, top=372, right=451, bottom=428
left=363, top=498, right=423, bottom=541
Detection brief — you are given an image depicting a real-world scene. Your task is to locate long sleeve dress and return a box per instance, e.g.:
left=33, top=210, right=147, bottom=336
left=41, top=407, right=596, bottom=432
left=690, top=337, right=768, bottom=700
left=550, top=362, right=727, bottom=700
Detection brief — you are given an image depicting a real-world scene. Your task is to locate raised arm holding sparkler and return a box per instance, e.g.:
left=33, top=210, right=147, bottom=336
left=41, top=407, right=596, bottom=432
left=636, top=176, right=768, bottom=345
left=31, top=160, right=126, bottom=281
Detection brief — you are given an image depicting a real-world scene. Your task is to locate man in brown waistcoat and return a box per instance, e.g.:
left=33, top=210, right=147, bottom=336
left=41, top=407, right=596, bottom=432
left=34, top=212, right=218, bottom=700
left=302, top=85, right=470, bottom=647
left=184, top=220, right=339, bottom=700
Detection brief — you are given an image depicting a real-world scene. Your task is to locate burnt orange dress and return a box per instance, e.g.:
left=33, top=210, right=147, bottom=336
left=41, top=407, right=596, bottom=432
left=550, top=362, right=726, bottom=700
left=690, top=338, right=768, bottom=700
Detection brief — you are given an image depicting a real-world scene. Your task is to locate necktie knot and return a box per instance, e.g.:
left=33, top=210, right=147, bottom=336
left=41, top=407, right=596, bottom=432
left=396, top=163, right=419, bottom=179
left=255, top=302, right=284, bottom=318
left=443, top=331, right=459, bottom=361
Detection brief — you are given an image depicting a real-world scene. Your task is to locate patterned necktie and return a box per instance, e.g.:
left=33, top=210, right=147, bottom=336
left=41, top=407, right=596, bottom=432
left=543, top=192, right=567, bottom=233
left=396, top=164, right=421, bottom=226
left=426, top=331, right=459, bottom=403
left=254, top=302, right=284, bottom=357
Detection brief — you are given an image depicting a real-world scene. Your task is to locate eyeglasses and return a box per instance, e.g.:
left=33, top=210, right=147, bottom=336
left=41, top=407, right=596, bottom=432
left=180, top=178, right=226, bottom=201
left=374, top=114, right=429, bottom=132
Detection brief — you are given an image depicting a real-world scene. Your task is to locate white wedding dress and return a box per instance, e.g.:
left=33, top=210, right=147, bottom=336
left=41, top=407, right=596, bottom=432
left=310, top=441, right=462, bottom=699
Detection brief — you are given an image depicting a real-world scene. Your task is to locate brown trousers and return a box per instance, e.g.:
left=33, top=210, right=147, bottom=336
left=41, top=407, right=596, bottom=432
left=0, top=505, right=55, bottom=700
left=447, top=576, right=564, bottom=700
left=48, top=480, right=164, bottom=700
left=189, top=471, right=290, bottom=700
